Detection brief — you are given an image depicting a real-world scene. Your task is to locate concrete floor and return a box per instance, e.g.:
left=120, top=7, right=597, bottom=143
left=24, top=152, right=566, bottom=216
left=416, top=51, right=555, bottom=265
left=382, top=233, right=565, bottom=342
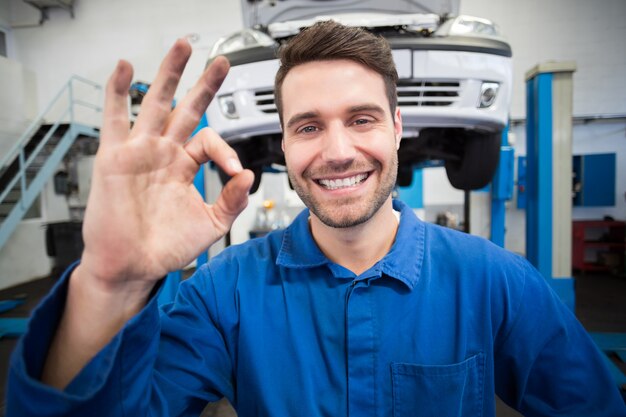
left=1, top=272, right=625, bottom=416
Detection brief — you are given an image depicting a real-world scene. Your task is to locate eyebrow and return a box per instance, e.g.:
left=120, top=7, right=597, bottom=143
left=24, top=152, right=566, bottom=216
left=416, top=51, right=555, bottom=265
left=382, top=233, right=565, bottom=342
left=285, top=104, right=387, bottom=130
left=348, top=104, right=387, bottom=116
left=286, top=111, right=319, bottom=130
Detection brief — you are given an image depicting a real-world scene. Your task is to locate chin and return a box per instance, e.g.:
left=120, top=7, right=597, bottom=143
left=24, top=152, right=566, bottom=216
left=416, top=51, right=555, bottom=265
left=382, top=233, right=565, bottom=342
left=314, top=209, right=373, bottom=229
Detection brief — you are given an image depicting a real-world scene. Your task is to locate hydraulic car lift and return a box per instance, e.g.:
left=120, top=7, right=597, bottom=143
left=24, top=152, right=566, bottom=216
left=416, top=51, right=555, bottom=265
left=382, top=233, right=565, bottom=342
left=525, top=61, right=625, bottom=391
left=0, top=297, right=28, bottom=339
left=489, top=125, right=514, bottom=247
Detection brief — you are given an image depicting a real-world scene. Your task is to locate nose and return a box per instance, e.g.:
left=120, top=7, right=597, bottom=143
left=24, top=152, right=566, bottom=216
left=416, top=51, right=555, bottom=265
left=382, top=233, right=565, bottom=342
left=320, top=122, right=356, bottom=165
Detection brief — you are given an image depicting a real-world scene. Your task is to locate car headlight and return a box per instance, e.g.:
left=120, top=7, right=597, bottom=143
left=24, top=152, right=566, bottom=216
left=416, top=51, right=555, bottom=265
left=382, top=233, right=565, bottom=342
left=219, top=94, right=239, bottom=119
left=209, top=29, right=277, bottom=58
left=435, top=15, right=502, bottom=38
left=479, top=82, right=500, bottom=108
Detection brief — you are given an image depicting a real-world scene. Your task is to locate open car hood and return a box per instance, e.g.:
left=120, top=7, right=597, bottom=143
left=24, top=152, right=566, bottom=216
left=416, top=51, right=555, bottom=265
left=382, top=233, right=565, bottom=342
left=240, top=0, right=460, bottom=28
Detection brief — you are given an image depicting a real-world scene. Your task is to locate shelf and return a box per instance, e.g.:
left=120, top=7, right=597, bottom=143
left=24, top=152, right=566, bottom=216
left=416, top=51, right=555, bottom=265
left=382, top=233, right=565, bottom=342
left=573, top=220, right=625, bottom=273
left=582, top=241, right=626, bottom=248
left=575, top=263, right=615, bottom=272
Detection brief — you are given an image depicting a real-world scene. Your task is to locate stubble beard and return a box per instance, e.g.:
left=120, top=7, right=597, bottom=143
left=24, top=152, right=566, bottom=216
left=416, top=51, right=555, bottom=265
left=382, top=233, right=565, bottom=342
left=288, top=152, right=398, bottom=229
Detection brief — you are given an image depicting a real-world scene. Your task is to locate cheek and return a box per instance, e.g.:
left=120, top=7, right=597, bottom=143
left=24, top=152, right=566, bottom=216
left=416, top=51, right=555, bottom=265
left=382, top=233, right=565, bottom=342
left=284, top=143, right=315, bottom=175
left=365, top=142, right=397, bottom=166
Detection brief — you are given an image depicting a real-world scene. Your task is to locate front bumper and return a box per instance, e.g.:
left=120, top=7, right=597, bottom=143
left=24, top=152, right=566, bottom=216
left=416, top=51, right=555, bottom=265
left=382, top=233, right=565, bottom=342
left=207, top=41, right=512, bottom=142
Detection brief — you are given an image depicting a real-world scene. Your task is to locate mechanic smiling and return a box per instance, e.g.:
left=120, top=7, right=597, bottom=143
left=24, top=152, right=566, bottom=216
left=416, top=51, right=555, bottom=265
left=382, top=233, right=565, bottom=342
left=7, top=21, right=626, bottom=417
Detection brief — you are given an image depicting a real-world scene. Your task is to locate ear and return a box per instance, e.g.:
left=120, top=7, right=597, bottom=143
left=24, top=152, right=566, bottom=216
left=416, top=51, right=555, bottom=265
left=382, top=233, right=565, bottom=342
left=394, top=107, right=403, bottom=150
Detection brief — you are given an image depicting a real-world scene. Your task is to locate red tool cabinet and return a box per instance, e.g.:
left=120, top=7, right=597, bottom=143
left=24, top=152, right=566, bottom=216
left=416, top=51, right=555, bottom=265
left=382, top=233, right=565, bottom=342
left=572, top=220, right=625, bottom=273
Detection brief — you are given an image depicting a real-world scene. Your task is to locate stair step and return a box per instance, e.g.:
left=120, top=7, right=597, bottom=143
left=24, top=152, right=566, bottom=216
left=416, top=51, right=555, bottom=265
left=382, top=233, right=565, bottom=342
left=0, top=190, right=21, bottom=204
left=25, top=165, right=43, bottom=172
left=2, top=123, right=71, bottom=169
left=0, top=205, right=15, bottom=216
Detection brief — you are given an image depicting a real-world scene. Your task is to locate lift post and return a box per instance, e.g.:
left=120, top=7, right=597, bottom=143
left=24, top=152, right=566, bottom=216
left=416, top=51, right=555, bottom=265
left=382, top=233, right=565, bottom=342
left=490, top=125, right=514, bottom=247
left=525, top=61, right=577, bottom=310
left=527, top=62, right=626, bottom=394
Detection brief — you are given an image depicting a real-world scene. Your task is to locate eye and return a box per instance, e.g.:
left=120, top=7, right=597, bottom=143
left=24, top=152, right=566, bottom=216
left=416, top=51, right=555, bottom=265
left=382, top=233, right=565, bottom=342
left=299, top=125, right=318, bottom=134
left=353, top=118, right=372, bottom=126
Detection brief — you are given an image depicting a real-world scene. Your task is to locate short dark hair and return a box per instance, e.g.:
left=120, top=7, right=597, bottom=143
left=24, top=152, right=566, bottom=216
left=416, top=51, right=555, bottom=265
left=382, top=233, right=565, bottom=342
left=274, top=20, right=398, bottom=126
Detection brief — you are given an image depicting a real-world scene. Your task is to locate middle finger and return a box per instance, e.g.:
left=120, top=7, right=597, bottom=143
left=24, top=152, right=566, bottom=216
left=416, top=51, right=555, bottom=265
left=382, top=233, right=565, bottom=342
left=133, top=39, right=192, bottom=136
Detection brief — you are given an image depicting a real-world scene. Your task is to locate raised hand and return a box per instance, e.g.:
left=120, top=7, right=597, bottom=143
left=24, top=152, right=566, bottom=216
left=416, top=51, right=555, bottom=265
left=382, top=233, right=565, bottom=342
left=41, top=39, right=254, bottom=389
left=80, top=39, right=254, bottom=288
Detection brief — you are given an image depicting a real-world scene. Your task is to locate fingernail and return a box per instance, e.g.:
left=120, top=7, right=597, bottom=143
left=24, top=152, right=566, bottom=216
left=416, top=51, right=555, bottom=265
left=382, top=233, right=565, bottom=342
left=228, top=158, right=243, bottom=173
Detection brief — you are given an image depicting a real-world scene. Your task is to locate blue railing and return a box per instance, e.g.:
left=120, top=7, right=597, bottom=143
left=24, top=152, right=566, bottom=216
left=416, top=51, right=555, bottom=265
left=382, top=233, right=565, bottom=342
left=0, top=76, right=102, bottom=250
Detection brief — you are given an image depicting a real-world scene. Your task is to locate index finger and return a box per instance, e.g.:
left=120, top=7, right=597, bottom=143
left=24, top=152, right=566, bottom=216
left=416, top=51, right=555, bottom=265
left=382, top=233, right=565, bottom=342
left=133, top=39, right=192, bottom=136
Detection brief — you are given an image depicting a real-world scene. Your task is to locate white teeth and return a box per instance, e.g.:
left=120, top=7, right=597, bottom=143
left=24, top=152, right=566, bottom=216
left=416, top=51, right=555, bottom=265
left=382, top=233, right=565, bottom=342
left=319, top=173, right=368, bottom=190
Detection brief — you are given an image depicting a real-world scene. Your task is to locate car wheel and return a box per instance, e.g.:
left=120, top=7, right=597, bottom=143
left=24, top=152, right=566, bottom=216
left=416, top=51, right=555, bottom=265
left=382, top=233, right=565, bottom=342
left=445, top=132, right=501, bottom=190
left=217, top=165, right=263, bottom=194
left=397, top=164, right=413, bottom=187
left=248, top=167, right=263, bottom=194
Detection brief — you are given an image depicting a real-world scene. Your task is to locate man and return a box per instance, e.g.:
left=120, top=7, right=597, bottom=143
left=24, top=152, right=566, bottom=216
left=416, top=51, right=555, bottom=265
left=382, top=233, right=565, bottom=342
left=7, top=21, right=626, bottom=416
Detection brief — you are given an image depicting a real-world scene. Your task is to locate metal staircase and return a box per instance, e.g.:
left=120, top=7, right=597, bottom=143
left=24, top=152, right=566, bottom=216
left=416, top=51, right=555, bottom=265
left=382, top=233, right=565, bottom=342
left=0, top=75, right=102, bottom=251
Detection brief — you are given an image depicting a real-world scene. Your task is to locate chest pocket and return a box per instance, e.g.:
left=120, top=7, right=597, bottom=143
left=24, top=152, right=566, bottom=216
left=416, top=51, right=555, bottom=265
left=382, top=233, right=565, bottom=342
left=391, top=353, right=485, bottom=417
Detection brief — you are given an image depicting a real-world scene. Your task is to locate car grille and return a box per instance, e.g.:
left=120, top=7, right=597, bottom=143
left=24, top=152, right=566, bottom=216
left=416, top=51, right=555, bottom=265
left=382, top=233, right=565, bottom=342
left=254, top=90, right=278, bottom=114
left=397, top=80, right=460, bottom=107
left=253, top=80, right=460, bottom=114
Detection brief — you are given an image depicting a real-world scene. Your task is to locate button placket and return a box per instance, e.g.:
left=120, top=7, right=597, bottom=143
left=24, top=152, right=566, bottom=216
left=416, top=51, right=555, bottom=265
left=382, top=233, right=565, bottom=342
left=345, top=280, right=377, bottom=416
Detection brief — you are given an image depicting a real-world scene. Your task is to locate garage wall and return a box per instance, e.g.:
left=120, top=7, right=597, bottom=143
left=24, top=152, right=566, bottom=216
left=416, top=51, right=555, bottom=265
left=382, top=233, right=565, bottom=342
left=0, top=54, right=49, bottom=290
left=8, top=0, right=243, bottom=110
left=0, top=2, right=9, bottom=27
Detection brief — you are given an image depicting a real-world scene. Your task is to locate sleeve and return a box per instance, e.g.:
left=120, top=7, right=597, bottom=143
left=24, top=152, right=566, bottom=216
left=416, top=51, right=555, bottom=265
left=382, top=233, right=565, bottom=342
left=151, top=266, right=236, bottom=414
left=493, top=259, right=626, bottom=417
left=6, top=264, right=235, bottom=417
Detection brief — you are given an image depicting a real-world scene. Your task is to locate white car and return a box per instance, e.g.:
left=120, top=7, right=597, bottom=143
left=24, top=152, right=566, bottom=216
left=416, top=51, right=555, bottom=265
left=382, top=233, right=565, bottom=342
left=207, top=0, right=512, bottom=193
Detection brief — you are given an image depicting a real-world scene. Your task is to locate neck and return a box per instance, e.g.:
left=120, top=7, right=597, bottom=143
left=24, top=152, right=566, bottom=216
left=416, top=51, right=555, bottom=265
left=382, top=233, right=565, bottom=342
left=310, top=198, right=398, bottom=275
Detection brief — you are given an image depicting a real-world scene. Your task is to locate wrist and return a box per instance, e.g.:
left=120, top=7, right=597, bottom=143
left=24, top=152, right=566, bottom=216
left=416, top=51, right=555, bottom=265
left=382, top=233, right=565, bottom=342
left=70, top=263, right=155, bottom=322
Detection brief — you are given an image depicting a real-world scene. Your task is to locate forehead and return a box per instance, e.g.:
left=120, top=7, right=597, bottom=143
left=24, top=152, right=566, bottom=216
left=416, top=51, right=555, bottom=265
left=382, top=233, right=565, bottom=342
left=281, top=59, right=389, bottom=118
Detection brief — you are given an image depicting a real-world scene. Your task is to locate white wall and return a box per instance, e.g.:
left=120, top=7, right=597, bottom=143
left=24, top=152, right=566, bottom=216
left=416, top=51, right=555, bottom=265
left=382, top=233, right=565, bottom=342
left=0, top=1, right=14, bottom=53
left=571, top=121, right=626, bottom=220
left=0, top=55, right=36, bottom=153
left=0, top=1, right=8, bottom=22
left=0, top=49, right=48, bottom=290
left=8, top=0, right=243, bottom=111
left=0, top=220, right=51, bottom=288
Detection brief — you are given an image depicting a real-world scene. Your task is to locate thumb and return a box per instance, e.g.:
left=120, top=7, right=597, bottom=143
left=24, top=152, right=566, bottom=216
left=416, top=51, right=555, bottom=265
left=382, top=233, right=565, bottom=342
left=211, top=169, right=255, bottom=232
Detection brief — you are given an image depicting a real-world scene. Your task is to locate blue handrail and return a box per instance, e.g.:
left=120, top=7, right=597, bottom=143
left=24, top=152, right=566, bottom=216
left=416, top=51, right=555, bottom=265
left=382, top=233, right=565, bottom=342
left=0, top=76, right=103, bottom=251
left=0, top=76, right=102, bottom=206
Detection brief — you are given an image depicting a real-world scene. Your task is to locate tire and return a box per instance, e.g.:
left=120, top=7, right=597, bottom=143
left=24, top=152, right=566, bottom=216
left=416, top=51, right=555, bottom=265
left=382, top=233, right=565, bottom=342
left=397, top=164, right=414, bottom=187
left=445, top=132, right=501, bottom=190
left=217, top=165, right=263, bottom=194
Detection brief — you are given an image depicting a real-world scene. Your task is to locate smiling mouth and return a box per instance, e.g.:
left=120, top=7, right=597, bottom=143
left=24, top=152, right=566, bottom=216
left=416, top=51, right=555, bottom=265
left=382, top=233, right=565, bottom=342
left=315, top=173, right=370, bottom=190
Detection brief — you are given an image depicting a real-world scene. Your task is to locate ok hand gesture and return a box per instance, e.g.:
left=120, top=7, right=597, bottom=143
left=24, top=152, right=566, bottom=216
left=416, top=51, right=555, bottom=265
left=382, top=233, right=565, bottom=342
left=80, top=39, right=254, bottom=291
